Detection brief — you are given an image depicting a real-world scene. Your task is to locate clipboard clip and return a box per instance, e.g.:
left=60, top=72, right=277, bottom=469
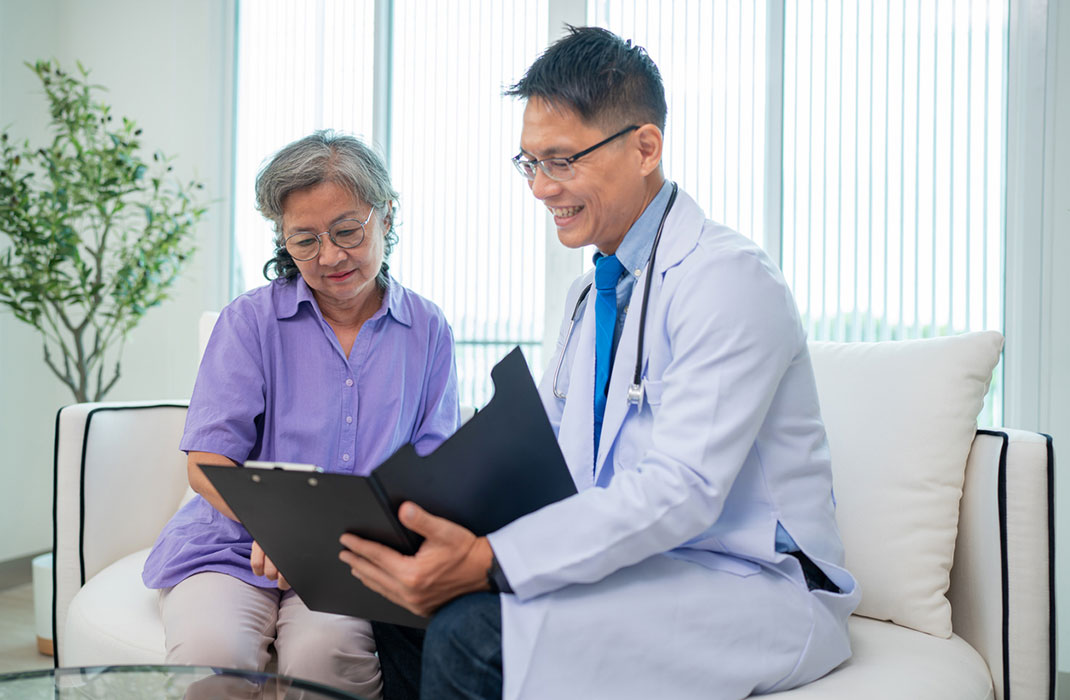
left=244, top=461, right=323, bottom=473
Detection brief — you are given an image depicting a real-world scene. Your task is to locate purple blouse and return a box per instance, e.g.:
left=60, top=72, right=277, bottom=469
left=142, top=274, right=460, bottom=589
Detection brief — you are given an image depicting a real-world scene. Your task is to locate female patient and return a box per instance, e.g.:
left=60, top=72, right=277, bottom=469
left=142, top=130, right=460, bottom=698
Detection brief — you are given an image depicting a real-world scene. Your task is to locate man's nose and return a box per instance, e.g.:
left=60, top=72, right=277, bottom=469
left=529, top=167, right=561, bottom=201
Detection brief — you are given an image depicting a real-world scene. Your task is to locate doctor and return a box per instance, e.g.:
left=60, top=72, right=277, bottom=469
left=338, top=26, right=861, bottom=700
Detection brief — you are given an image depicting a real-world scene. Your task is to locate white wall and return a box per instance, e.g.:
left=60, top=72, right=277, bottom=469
left=0, top=0, right=65, bottom=564
left=1047, top=0, right=1070, bottom=675
left=0, top=0, right=234, bottom=562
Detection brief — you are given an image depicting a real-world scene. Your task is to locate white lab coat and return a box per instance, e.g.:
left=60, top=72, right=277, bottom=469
left=486, top=189, right=861, bottom=700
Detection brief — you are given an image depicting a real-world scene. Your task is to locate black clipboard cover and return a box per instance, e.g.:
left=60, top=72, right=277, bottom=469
left=201, top=347, right=577, bottom=628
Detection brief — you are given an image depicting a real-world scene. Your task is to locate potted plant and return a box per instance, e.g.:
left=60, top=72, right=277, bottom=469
left=0, top=59, right=206, bottom=402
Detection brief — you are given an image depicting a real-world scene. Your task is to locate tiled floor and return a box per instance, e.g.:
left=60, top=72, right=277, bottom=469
left=0, top=583, right=53, bottom=674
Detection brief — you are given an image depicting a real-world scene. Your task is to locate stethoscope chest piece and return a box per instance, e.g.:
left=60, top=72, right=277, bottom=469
left=626, top=382, right=644, bottom=407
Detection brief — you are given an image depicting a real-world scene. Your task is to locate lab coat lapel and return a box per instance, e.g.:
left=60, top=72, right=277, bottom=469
left=593, top=190, right=707, bottom=482
left=557, top=288, right=598, bottom=491
left=651, top=188, right=707, bottom=273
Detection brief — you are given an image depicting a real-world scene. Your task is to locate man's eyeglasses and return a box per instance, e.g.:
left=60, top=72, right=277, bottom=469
left=512, top=125, right=639, bottom=182
left=283, top=209, right=375, bottom=261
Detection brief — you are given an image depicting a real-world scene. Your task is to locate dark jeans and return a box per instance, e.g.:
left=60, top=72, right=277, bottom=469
left=373, top=592, right=503, bottom=700
left=787, top=550, right=841, bottom=593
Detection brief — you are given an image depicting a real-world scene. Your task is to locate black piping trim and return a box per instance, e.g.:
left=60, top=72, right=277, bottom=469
left=50, top=406, right=64, bottom=670
left=974, top=429, right=1057, bottom=700
left=1044, top=432, right=1055, bottom=700
left=977, top=429, right=1010, bottom=700
left=55, top=402, right=187, bottom=666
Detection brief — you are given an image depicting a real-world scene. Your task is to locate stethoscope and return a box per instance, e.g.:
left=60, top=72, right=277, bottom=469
left=551, top=182, right=679, bottom=405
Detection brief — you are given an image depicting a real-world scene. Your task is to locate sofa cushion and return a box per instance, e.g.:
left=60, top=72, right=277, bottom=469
left=769, top=616, right=993, bottom=698
left=63, top=549, right=166, bottom=666
left=809, top=331, right=1003, bottom=637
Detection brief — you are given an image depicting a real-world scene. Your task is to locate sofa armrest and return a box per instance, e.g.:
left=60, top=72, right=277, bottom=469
left=948, top=428, right=1054, bottom=700
left=52, top=401, right=190, bottom=664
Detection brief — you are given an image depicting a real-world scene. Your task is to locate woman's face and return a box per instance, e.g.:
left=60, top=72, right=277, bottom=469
left=280, top=181, right=388, bottom=316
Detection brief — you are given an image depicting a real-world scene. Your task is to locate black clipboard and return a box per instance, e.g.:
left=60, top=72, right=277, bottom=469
left=200, top=347, right=577, bottom=628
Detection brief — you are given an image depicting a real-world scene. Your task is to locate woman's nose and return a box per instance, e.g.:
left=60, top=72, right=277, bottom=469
left=317, top=233, right=347, bottom=264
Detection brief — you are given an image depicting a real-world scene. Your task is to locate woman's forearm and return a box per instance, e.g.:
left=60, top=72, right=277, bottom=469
left=187, top=451, right=240, bottom=521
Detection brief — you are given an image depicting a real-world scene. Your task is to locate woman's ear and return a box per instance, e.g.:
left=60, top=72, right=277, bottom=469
left=381, top=201, right=394, bottom=232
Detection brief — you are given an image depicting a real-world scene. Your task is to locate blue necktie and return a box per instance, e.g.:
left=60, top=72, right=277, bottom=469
left=593, top=254, right=624, bottom=457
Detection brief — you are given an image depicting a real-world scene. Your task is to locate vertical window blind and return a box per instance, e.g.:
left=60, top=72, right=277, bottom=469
left=233, top=0, right=376, bottom=296
left=234, top=0, right=1008, bottom=421
left=390, top=0, right=548, bottom=407
left=592, top=0, right=1007, bottom=425
left=781, top=0, right=1007, bottom=424
left=234, top=0, right=546, bottom=407
left=589, top=0, right=769, bottom=247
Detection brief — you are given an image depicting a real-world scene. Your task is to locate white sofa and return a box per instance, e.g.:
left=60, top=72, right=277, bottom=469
left=52, top=334, right=1054, bottom=700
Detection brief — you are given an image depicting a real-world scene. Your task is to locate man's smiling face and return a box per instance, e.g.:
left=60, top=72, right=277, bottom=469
left=518, top=97, right=650, bottom=255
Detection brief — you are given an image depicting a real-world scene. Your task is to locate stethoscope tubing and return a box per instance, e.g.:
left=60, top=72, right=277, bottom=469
left=552, top=285, right=591, bottom=399
left=551, top=182, right=679, bottom=403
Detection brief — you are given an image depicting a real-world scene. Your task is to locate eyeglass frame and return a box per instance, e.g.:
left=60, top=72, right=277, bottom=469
left=281, top=208, right=376, bottom=262
left=511, top=124, right=640, bottom=182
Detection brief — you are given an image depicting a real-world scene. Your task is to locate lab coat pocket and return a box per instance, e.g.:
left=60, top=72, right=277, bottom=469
left=612, top=389, right=658, bottom=472
left=642, top=379, right=665, bottom=407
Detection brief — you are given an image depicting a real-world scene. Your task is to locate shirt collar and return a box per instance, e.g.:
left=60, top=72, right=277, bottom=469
left=274, top=272, right=412, bottom=327
left=593, top=180, right=674, bottom=278
left=378, top=272, right=412, bottom=327
left=273, top=276, right=316, bottom=320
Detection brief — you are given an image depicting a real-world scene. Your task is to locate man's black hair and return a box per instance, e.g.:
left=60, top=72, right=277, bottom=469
left=505, top=25, right=667, bottom=133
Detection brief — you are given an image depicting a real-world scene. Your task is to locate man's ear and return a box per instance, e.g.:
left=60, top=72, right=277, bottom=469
left=635, top=124, right=663, bottom=177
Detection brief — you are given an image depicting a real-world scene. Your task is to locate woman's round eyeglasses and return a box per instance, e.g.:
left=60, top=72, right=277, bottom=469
left=283, top=209, right=375, bottom=261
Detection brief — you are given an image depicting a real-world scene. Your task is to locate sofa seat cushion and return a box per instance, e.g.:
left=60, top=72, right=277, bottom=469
left=63, top=549, right=166, bottom=666
left=770, top=616, right=993, bottom=698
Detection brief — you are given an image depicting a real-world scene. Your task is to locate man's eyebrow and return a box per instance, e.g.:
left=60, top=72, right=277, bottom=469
left=519, top=145, right=569, bottom=159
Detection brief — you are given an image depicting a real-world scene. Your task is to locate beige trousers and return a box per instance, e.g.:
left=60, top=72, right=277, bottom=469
left=160, top=571, right=382, bottom=699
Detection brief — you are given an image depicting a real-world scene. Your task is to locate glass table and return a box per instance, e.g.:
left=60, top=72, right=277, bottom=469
left=0, top=665, right=367, bottom=699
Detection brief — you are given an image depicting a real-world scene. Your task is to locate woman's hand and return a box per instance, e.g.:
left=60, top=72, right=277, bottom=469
left=251, top=540, right=290, bottom=590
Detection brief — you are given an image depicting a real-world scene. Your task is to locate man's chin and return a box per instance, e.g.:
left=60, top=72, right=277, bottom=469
left=555, top=227, right=592, bottom=250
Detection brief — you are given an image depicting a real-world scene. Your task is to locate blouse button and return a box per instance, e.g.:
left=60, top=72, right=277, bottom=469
left=342, top=453, right=350, bottom=462
left=345, top=416, right=353, bottom=424
left=345, top=378, right=354, bottom=387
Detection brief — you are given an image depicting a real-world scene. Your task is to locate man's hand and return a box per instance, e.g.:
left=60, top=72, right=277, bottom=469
left=251, top=540, right=290, bottom=590
left=339, top=501, right=493, bottom=617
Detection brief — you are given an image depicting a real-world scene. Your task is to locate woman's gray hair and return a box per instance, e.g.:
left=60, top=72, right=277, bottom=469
left=256, top=130, right=399, bottom=286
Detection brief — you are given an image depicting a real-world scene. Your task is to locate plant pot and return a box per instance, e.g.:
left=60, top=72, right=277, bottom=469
left=32, top=552, right=53, bottom=656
